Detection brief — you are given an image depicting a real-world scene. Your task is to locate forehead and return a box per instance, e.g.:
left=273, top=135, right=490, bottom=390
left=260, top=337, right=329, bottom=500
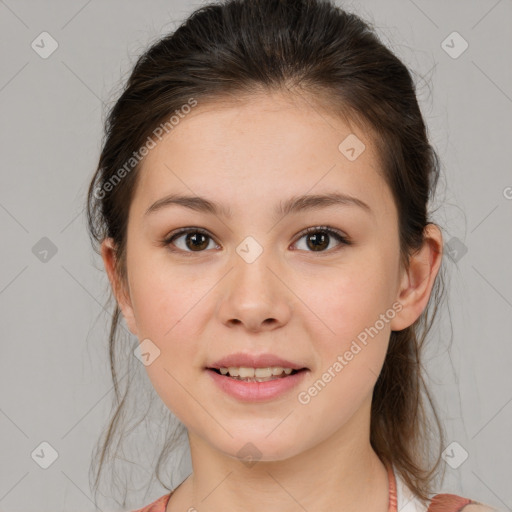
left=132, top=92, right=394, bottom=220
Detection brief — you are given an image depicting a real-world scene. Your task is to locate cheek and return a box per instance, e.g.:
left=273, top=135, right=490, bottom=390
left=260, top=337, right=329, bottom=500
left=297, top=275, right=392, bottom=427
left=128, top=257, right=202, bottom=338
left=313, top=262, right=394, bottom=344
left=301, top=258, right=394, bottom=404
left=126, top=261, right=210, bottom=410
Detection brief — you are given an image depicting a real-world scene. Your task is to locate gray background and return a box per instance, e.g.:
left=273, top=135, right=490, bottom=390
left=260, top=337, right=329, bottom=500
left=1, top=0, right=511, bottom=510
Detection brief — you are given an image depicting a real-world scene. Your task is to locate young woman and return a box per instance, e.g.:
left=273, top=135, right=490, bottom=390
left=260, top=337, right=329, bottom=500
left=86, top=1, right=496, bottom=510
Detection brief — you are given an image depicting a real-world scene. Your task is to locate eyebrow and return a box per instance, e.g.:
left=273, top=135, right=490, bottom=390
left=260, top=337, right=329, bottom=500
left=144, top=192, right=373, bottom=219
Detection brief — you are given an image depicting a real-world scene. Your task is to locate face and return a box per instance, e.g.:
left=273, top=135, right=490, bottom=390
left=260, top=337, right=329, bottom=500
left=101, top=91, right=435, bottom=464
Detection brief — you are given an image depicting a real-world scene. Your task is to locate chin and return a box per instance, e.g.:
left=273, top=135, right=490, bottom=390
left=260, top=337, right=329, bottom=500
left=211, top=432, right=309, bottom=465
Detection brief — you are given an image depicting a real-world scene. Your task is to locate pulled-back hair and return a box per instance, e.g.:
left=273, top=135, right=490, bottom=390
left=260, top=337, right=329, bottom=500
left=86, top=0, right=447, bottom=504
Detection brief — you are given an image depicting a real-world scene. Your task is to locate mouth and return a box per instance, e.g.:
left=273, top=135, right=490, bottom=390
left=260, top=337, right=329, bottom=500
left=205, top=365, right=310, bottom=402
left=206, top=367, right=308, bottom=383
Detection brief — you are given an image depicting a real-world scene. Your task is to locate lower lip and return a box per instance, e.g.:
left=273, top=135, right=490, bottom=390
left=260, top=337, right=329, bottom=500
left=206, top=368, right=309, bottom=402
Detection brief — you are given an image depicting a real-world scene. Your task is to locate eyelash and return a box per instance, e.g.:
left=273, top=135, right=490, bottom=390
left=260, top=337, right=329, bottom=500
left=161, top=225, right=352, bottom=256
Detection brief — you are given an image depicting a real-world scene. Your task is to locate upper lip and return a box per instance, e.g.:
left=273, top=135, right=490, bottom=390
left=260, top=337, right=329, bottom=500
left=207, top=352, right=308, bottom=370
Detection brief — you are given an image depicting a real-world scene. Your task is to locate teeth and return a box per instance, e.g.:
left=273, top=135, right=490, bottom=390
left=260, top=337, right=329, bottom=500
left=219, top=366, right=295, bottom=378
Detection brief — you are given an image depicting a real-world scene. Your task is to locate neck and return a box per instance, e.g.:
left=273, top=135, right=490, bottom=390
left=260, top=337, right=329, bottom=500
left=177, top=398, right=390, bottom=512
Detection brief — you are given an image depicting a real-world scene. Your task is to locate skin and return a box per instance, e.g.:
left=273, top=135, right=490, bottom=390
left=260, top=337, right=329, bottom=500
left=101, top=90, right=443, bottom=512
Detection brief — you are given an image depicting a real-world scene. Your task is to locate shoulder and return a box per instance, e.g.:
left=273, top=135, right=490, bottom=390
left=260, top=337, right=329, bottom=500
left=427, top=494, right=498, bottom=512
left=394, top=468, right=497, bottom=512
left=130, top=492, right=172, bottom=512
left=460, top=505, right=498, bottom=511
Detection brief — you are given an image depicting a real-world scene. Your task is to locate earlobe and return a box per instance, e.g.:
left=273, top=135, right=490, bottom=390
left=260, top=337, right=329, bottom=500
left=100, top=238, right=139, bottom=336
left=390, top=224, right=443, bottom=332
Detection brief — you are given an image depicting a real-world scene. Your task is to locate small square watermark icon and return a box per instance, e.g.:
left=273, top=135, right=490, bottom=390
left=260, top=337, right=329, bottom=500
left=445, top=236, right=468, bottom=263
left=31, top=441, right=59, bottom=469
left=134, top=338, right=161, bottom=366
left=236, top=236, right=263, bottom=264
left=32, top=237, right=58, bottom=263
left=31, top=31, right=59, bottom=59
left=442, top=441, right=469, bottom=469
left=338, top=134, right=366, bottom=161
left=237, top=442, right=262, bottom=468
left=441, top=31, right=468, bottom=59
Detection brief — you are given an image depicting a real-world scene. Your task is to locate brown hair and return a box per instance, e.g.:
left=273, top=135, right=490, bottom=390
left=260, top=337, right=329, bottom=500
left=86, top=0, right=447, bottom=504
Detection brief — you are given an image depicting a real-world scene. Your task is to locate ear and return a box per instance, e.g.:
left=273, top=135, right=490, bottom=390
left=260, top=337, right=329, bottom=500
left=100, top=238, right=139, bottom=336
left=390, top=224, right=443, bottom=332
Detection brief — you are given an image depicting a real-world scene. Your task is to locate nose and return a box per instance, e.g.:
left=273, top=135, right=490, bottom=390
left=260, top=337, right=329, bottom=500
left=216, top=251, right=292, bottom=333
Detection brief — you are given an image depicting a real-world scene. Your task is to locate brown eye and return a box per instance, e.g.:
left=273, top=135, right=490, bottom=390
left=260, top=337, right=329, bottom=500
left=163, top=225, right=350, bottom=255
left=306, top=231, right=328, bottom=251
left=164, top=228, right=217, bottom=253
left=183, top=232, right=210, bottom=251
left=293, top=226, right=350, bottom=253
